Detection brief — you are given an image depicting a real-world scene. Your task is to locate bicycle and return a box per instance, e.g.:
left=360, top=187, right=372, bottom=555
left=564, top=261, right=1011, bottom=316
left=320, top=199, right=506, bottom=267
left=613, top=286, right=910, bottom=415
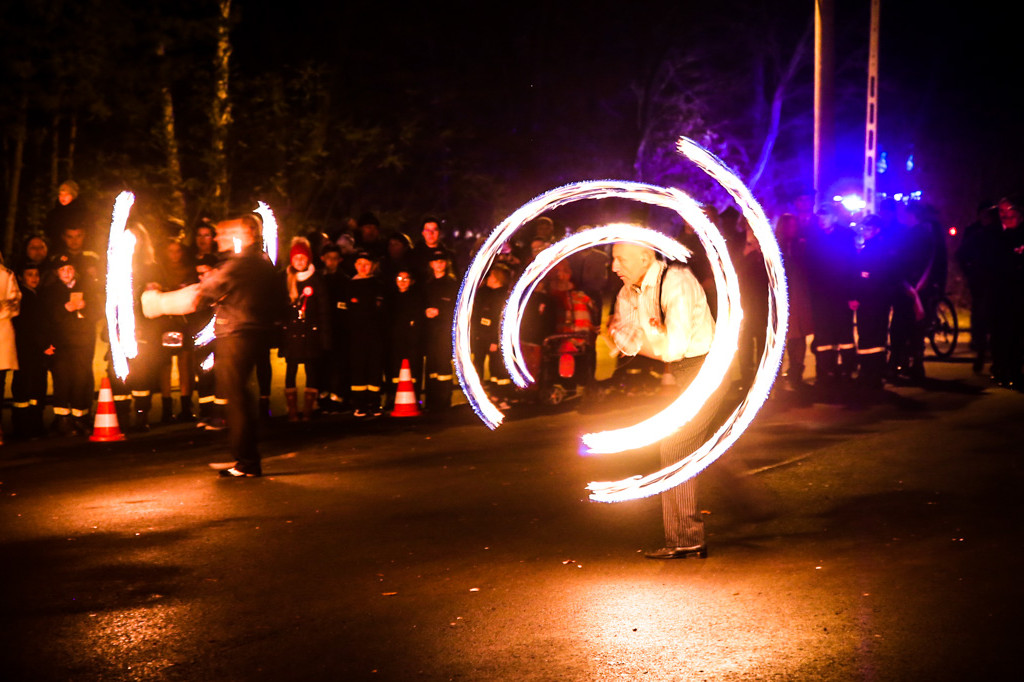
left=925, top=294, right=959, bottom=359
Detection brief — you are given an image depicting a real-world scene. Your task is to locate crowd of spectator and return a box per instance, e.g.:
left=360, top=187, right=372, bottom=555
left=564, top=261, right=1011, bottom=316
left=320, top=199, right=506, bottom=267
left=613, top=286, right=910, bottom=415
left=2, top=181, right=1023, bottom=446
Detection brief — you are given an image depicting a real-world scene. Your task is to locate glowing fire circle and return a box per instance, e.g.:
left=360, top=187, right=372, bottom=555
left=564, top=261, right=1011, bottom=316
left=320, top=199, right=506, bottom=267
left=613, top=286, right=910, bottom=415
left=453, top=137, right=788, bottom=502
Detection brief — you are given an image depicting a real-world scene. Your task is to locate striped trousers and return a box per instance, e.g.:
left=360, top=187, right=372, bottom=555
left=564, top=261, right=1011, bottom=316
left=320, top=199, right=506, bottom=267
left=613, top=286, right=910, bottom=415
left=660, top=354, right=724, bottom=547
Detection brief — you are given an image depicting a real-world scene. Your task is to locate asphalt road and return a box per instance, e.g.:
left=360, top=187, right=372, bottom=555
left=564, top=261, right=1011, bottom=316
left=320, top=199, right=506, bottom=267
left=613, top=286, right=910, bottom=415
left=1, top=354, right=1022, bottom=681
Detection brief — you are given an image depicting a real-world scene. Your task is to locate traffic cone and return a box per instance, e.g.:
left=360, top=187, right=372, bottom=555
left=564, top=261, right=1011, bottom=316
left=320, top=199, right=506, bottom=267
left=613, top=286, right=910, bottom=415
left=390, top=359, right=422, bottom=417
left=90, top=377, right=126, bottom=442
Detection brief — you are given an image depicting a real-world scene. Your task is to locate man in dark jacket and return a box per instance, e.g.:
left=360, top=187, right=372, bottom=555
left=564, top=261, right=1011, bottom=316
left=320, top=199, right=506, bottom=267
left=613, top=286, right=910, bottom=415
left=143, top=215, right=287, bottom=477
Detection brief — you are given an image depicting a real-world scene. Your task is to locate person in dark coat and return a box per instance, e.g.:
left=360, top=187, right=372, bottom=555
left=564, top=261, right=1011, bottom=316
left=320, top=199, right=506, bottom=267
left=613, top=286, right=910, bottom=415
left=385, top=268, right=423, bottom=408
left=11, top=263, right=52, bottom=439
left=421, top=249, right=458, bottom=413
left=990, top=195, right=1024, bottom=388
left=191, top=255, right=220, bottom=428
left=319, top=243, right=350, bottom=412
left=143, top=215, right=288, bottom=478
left=280, top=237, right=331, bottom=421
left=346, top=251, right=385, bottom=417
left=889, top=203, right=939, bottom=383
left=471, top=264, right=512, bottom=408
left=804, top=216, right=858, bottom=392
left=955, top=202, right=1001, bottom=373
left=156, top=237, right=199, bottom=423
left=851, top=215, right=899, bottom=396
left=775, top=214, right=813, bottom=389
left=45, top=254, right=101, bottom=436
left=124, top=226, right=167, bottom=431
left=736, top=223, right=769, bottom=392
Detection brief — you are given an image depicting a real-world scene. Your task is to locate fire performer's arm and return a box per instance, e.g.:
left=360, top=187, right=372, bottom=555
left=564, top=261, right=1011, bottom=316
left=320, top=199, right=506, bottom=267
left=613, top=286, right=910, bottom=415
left=141, top=282, right=202, bottom=318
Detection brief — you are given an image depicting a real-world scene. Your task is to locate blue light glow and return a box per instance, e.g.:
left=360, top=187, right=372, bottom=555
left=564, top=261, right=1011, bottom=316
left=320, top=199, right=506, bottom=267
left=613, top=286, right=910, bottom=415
left=838, top=194, right=867, bottom=213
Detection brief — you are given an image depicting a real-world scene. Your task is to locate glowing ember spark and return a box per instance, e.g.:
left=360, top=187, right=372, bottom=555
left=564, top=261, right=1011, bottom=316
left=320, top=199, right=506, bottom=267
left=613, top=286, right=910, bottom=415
left=105, top=191, right=138, bottom=380
left=254, top=201, right=279, bottom=265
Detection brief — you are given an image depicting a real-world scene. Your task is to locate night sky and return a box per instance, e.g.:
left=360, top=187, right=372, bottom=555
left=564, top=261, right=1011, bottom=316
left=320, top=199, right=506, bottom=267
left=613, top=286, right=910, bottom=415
left=3, top=0, right=1020, bottom=233
left=232, top=0, right=1019, bottom=222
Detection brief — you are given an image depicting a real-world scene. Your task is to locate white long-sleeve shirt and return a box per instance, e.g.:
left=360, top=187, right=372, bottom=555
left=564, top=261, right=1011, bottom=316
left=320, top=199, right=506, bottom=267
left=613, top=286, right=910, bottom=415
left=611, top=261, right=714, bottom=362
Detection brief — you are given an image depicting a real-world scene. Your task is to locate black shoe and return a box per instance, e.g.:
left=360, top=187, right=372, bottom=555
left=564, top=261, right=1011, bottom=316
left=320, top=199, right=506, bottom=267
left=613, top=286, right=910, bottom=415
left=644, top=545, right=707, bottom=559
left=72, top=418, right=92, bottom=437
left=218, top=467, right=261, bottom=478
left=204, top=418, right=227, bottom=431
left=53, top=415, right=74, bottom=436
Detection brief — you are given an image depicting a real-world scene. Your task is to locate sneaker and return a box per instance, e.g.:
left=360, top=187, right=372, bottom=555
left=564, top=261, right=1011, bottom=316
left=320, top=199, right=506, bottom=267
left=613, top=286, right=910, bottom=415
left=644, top=545, right=707, bottom=559
left=218, top=467, right=261, bottom=478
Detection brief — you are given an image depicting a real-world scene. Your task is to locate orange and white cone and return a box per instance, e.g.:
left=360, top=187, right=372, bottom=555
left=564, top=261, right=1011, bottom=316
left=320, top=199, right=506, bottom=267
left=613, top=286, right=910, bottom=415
left=90, top=377, right=126, bottom=442
left=390, top=359, right=422, bottom=417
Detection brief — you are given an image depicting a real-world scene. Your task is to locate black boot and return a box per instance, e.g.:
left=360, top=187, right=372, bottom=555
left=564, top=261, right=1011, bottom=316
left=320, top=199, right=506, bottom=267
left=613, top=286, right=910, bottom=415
left=53, top=414, right=74, bottom=436
left=30, top=404, right=46, bottom=438
left=11, top=406, right=28, bottom=440
left=72, top=415, right=92, bottom=437
left=161, top=397, right=175, bottom=424
left=115, top=400, right=132, bottom=433
left=133, top=394, right=152, bottom=432
left=178, top=394, right=195, bottom=422
left=259, top=395, right=272, bottom=422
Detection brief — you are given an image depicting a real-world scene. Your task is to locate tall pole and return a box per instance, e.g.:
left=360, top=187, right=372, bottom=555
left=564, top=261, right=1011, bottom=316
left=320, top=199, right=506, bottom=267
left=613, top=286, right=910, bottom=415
left=813, top=0, right=835, bottom=210
left=863, top=0, right=881, bottom=214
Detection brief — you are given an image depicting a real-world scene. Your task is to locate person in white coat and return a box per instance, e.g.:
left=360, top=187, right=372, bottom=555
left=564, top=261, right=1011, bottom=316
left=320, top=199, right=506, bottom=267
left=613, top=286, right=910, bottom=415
left=0, top=252, right=23, bottom=445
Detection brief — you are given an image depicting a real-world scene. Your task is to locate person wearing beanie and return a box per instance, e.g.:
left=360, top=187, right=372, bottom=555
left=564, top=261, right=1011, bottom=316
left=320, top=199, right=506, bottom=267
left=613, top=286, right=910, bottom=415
left=280, top=237, right=331, bottom=421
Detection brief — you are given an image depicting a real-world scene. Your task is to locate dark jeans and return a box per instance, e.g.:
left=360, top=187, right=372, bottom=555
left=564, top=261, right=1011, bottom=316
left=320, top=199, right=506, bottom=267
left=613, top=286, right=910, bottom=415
left=215, top=333, right=268, bottom=474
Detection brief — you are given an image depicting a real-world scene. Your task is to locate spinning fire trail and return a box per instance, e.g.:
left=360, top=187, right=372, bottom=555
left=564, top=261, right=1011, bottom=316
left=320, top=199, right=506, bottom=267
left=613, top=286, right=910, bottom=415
left=105, top=200, right=281, bottom=377
left=105, top=191, right=138, bottom=381
left=453, top=137, right=789, bottom=502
